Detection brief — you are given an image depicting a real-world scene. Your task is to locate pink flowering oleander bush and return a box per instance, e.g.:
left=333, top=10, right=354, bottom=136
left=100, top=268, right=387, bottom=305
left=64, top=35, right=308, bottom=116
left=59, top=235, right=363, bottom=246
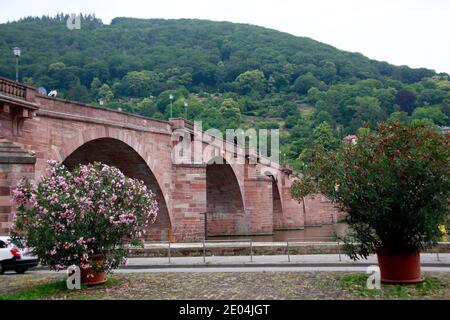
left=11, top=161, right=159, bottom=272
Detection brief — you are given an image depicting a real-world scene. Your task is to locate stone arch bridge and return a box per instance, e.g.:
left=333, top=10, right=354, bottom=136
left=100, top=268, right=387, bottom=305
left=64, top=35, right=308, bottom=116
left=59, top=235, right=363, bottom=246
left=0, top=77, right=340, bottom=241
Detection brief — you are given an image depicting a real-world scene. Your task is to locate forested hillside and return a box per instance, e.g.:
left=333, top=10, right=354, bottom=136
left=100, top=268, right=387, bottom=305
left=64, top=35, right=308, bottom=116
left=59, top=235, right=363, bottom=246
left=1, top=15, right=449, bottom=169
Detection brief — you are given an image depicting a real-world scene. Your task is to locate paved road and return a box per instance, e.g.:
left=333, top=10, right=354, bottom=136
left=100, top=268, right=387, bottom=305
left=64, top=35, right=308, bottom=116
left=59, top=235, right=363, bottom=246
left=26, top=253, right=450, bottom=274
left=30, top=266, right=450, bottom=274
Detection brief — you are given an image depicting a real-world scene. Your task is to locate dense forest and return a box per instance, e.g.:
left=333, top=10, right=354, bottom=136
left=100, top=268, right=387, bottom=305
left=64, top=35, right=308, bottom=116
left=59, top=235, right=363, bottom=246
left=1, top=14, right=449, bottom=169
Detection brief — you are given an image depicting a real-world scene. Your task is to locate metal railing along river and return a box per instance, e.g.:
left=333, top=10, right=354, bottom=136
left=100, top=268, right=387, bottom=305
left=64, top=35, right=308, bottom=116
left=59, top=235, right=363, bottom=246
left=127, top=239, right=450, bottom=264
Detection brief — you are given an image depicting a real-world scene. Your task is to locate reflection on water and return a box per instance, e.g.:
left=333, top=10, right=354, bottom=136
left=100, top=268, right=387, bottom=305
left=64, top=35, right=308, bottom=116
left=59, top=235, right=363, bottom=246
left=210, top=224, right=348, bottom=242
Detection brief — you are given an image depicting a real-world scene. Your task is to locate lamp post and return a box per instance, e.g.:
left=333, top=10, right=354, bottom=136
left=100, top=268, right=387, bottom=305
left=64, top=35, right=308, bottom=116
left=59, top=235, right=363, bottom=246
left=13, top=47, right=21, bottom=82
left=169, top=94, right=174, bottom=118
left=184, top=101, right=188, bottom=120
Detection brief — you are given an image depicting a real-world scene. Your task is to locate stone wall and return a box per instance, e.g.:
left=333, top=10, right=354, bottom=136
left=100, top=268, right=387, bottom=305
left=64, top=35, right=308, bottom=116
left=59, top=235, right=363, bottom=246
left=170, top=164, right=207, bottom=241
left=304, top=195, right=345, bottom=226
left=0, top=140, right=36, bottom=235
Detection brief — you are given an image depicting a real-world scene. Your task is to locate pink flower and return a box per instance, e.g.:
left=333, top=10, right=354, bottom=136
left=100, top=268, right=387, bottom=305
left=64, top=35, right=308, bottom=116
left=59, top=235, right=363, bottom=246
left=80, top=263, right=91, bottom=270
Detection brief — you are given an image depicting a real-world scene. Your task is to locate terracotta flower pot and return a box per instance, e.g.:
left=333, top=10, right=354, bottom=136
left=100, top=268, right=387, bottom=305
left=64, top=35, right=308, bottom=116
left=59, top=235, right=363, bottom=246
left=80, top=254, right=107, bottom=286
left=376, top=249, right=423, bottom=284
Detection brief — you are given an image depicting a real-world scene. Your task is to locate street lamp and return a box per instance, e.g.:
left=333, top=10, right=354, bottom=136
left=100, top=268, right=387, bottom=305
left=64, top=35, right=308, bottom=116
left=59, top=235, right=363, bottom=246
left=13, top=47, right=21, bottom=82
left=184, top=101, right=188, bottom=120
left=169, top=94, right=174, bottom=118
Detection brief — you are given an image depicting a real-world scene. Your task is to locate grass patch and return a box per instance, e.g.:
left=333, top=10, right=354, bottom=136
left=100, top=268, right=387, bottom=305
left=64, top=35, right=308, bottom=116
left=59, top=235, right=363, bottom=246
left=339, top=273, right=448, bottom=299
left=0, top=277, right=121, bottom=300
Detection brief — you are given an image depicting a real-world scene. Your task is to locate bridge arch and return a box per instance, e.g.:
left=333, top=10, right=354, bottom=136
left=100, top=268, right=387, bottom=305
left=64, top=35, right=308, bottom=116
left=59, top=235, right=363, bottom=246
left=205, top=156, right=247, bottom=236
left=61, top=135, right=172, bottom=241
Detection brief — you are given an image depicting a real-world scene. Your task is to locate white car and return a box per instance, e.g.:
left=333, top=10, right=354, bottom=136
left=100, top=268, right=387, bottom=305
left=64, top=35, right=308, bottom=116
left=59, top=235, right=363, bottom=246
left=0, top=237, right=39, bottom=274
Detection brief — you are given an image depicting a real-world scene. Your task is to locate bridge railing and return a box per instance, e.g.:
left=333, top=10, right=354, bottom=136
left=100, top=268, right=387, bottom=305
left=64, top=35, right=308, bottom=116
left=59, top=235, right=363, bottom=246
left=0, top=77, right=27, bottom=100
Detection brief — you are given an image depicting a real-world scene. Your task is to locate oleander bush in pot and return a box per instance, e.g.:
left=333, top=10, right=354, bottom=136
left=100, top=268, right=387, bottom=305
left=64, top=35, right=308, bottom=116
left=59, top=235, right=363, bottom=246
left=291, top=122, right=449, bottom=283
left=11, top=160, right=159, bottom=285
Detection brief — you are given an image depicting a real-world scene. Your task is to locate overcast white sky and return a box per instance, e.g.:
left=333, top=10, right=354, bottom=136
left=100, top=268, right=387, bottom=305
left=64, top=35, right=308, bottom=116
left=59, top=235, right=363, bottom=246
left=1, top=0, right=449, bottom=74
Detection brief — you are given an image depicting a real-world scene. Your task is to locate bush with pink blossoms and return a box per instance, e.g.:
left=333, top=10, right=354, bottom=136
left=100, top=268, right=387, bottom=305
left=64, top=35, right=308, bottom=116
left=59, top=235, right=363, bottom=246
left=11, top=161, right=159, bottom=272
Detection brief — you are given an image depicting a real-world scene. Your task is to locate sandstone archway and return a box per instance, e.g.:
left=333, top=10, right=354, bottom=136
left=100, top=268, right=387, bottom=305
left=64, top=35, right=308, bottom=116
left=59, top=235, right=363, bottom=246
left=206, top=157, right=246, bottom=236
left=62, top=137, right=171, bottom=241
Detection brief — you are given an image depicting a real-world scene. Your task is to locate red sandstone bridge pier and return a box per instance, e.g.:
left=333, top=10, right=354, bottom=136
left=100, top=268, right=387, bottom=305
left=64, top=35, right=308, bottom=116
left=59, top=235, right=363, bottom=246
left=0, top=77, right=341, bottom=241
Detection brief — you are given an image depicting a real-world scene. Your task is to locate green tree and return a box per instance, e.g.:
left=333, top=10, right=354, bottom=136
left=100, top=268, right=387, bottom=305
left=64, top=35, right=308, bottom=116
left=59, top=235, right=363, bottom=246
left=296, top=121, right=338, bottom=168
left=293, top=73, right=325, bottom=95
left=306, top=87, right=322, bottom=104
left=98, top=84, right=114, bottom=102
left=317, top=60, right=337, bottom=84
left=313, top=110, right=334, bottom=126
left=65, top=83, right=89, bottom=103
left=350, top=96, right=385, bottom=129
left=312, top=122, right=339, bottom=151
left=90, top=77, right=102, bottom=91
left=81, top=61, right=110, bottom=85
left=119, top=71, right=162, bottom=97
left=234, top=70, right=266, bottom=96
left=411, top=106, right=449, bottom=126
left=136, top=98, right=157, bottom=117
left=166, top=68, right=192, bottom=89
left=417, top=89, right=445, bottom=106
left=388, top=111, right=410, bottom=124
left=284, top=116, right=298, bottom=129
left=219, top=98, right=241, bottom=128
left=395, top=89, right=417, bottom=114
left=48, top=62, right=66, bottom=72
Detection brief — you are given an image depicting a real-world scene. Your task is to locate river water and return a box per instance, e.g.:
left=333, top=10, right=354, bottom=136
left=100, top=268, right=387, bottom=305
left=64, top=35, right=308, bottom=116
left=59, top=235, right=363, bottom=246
left=209, top=223, right=348, bottom=242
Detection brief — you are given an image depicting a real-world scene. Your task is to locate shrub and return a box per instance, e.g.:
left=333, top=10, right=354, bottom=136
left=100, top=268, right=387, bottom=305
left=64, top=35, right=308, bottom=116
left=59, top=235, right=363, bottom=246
left=12, top=161, right=159, bottom=272
left=291, top=122, right=449, bottom=259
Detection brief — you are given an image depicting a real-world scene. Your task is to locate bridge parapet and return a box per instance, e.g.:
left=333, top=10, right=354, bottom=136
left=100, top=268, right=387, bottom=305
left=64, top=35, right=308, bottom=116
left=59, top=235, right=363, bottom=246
left=0, top=76, right=37, bottom=102
left=0, top=77, right=39, bottom=136
left=169, top=118, right=194, bottom=132
left=280, top=164, right=293, bottom=175
left=0, top=77, right=26, bottom=100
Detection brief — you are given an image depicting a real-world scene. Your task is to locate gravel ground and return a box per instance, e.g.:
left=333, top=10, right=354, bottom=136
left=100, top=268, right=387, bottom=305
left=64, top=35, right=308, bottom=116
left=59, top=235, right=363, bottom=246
left=0, top=272, right=449, bottom=300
